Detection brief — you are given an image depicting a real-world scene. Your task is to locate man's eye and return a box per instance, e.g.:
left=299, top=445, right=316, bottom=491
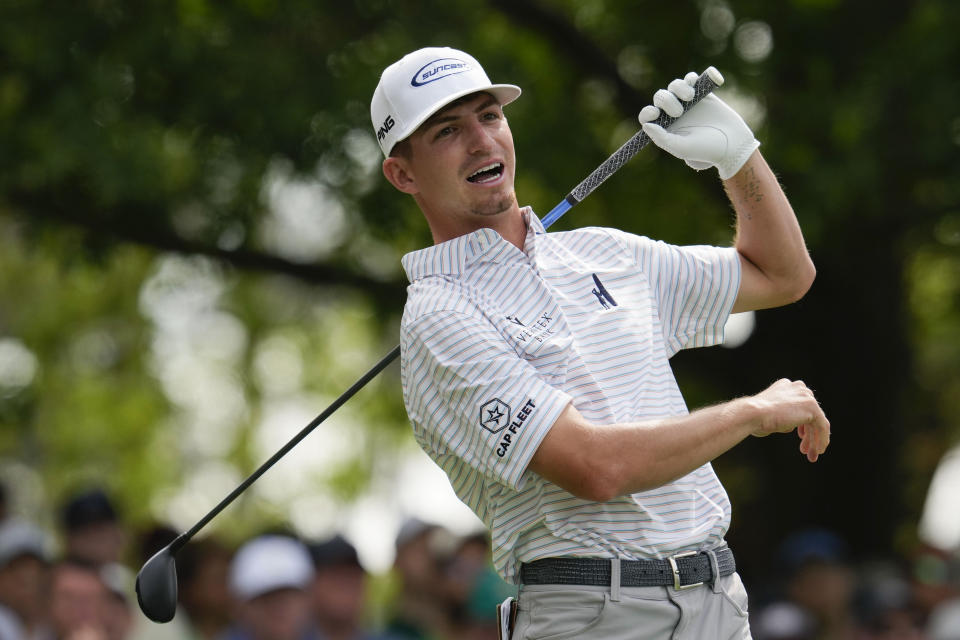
left=436, top=126, right=454, bottom=138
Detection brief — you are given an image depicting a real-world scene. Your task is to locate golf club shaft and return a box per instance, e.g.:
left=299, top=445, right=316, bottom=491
left=164, top=68, right=721, bottom=549
left=167, top=345, right=401, bottom=554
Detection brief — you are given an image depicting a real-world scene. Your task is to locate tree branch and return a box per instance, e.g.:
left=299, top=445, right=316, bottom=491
left=3, top=188, right=408, bottom=310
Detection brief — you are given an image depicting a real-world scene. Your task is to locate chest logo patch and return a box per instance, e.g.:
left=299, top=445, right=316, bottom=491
left=591, top=273, right=618, bottom=309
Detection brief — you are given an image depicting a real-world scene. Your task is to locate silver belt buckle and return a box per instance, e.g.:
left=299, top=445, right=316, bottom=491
left=669, top=551, right=703, bottom=590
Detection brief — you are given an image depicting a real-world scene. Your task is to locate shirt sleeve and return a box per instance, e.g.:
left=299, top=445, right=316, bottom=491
left=619, top=232, right=742, bottom=356
left=401, top=307, right=572, bottom=492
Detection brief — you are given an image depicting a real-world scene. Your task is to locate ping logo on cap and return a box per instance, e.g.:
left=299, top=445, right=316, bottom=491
left=411, top=57, right=472, bottom=87
left=376, top=115, right=395, bottom=141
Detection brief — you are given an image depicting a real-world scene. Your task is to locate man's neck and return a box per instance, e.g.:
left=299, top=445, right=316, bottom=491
left=429, top=205, right=528, bottom=250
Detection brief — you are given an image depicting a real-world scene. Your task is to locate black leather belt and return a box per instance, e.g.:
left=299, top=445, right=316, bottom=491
left=520, top=546, right=736, bottom=590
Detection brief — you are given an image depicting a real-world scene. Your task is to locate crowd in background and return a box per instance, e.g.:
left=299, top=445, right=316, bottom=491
left=747, top=529, right=960, bottom=640
left=0, top=482, right=515, bottom=640
left=0, top=482, right=958, bottom=640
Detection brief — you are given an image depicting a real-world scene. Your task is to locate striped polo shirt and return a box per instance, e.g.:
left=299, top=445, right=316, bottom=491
left=400, top=208, right=741, bottom=583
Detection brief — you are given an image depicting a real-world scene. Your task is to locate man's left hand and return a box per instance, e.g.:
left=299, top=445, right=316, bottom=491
left=638, top=71, right=760, bottom=180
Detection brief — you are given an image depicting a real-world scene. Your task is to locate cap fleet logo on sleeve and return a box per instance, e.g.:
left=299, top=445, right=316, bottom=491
left=411, top=58, right=472, bottom=87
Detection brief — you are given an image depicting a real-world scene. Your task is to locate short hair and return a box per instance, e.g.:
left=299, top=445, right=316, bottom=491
left=390, top=137, right=412, bottom=159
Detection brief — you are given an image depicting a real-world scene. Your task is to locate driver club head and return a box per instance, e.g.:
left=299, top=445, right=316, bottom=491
left=135, top=545, right=179, bottom=623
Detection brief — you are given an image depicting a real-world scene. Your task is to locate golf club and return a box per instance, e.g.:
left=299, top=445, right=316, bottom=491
left=136, top=345, right=399, bottom=622
left=135, top=67, right=723, bottom=624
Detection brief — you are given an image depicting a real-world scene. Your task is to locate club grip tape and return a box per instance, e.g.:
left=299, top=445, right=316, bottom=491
left=566, top=68, right=722, bottom=205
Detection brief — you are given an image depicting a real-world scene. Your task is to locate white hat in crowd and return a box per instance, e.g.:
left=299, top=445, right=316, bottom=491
left=370, top=46, right=521, bottom=156
left=0, top=519, right=51, bottom=568
left=228, top=535, right=314, bottom=601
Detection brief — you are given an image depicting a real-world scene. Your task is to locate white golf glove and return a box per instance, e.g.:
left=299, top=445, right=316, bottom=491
left=638, top=71, right=759, bottom=180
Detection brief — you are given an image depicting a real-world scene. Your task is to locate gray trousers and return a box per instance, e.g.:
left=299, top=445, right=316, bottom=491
left=512, top=572, right=752, bottom=639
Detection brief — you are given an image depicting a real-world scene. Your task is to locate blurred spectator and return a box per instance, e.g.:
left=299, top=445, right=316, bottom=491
left=306, top=534, right=385, bottom=640
left=927, top=596, right=960, bottom=640
left=442, top=533, right=488, bottom=615
left=779, top=528, right=858, bottom=640
left=911, top=543, right=960, bottom=625
left=176, top=538, right=232, bottom=640
left=918, top=544, right=960, bottom=640
left=751, top=528, right=858, bottom=640
left=99, top=563, right=134, bottom=640
left=59, top=489, right=126, bottom=567
left=222, top=534, right=315, bottom=640
left=852, top=560, right=924, bottom=639
left=442, top=533, right=515, bottom=640
left=0, top=519, right=52, bottom=639
left=751, top=601, right=816, bottom=640
left=48, top=558, right=110, bottom=640
left=383, top=518, right=449, bottom=640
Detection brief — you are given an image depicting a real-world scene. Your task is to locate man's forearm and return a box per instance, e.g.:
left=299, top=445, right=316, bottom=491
left=530, top=400, right=758, bottom=501
left=529, top=378, right=830, bottom=502
left=592, top=400, right=760, bottom=497
left=726, top=151, right=816, bottom=312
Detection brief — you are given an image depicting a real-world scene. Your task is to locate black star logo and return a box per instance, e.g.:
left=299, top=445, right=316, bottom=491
left=485, top=406, right=504, bottom=427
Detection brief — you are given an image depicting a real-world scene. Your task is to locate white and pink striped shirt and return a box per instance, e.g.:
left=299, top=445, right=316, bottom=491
left=400, top=208, right=741, bottom=583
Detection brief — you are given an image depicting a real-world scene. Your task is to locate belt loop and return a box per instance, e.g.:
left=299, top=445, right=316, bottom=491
left=706, top=549, right=722, bottom=593
left=610, top=557, right=621, bottom=602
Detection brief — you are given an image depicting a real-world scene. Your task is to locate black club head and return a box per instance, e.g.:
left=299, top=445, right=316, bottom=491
left=135, top=545, right=179, bottom=623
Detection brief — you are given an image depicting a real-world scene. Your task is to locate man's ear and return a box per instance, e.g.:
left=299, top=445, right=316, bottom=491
left=382, top=157, right=418, bottom=195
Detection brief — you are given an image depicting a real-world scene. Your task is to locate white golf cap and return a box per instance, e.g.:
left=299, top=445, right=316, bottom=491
left=371, top=46, right=521, bottom=156
left=228, top=535, right=314, bottom=601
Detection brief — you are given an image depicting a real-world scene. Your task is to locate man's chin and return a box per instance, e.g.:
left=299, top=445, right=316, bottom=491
left=471, top=195, right=517, bottom=217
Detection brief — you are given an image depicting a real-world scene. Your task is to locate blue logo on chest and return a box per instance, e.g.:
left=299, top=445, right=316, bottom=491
left=591, top=274, right=618, bottom=309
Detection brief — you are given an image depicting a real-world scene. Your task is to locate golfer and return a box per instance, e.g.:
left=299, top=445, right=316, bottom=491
left=373, top=46, right=829, bottom=639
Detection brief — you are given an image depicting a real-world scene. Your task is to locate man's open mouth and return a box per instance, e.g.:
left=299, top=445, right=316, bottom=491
left=466, top=162, right=504, bottom=184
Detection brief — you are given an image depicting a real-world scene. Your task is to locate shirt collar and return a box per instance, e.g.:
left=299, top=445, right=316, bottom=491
left=402, top=207, right=543, bottom=282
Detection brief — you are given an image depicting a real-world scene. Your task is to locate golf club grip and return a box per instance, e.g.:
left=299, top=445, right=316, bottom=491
left=568, top=68, right=721, bottom=205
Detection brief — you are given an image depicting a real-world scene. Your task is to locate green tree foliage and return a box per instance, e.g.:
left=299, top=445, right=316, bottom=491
left=1, top=0, right=958, bottom=577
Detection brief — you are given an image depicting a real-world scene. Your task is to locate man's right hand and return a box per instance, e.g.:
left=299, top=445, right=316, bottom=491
left=747, top=378, right=831, bottom=462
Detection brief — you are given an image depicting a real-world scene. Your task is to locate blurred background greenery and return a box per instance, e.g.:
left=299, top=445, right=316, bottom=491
left=1, top=0, right=958, bottom=582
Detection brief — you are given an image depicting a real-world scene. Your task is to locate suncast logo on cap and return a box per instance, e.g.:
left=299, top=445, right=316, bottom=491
left=411, top=57, right=472, bottom=87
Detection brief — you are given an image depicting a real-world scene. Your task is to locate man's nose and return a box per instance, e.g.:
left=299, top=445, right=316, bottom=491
left=465, top=121, right=495, bottom=153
